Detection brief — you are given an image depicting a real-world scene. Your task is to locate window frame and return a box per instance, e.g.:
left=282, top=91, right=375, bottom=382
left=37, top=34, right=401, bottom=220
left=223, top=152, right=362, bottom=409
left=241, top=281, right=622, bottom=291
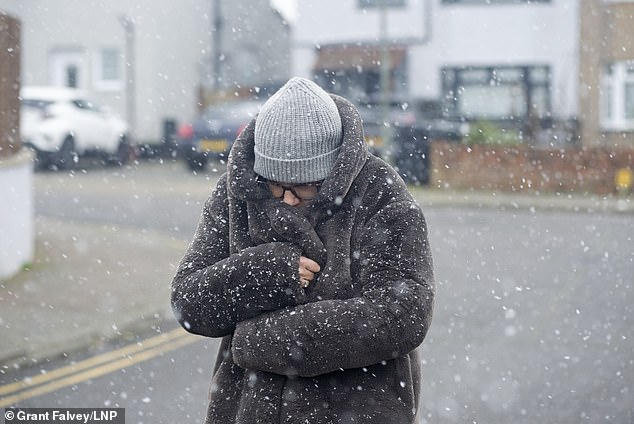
left=600, top=60, right=634, bottom=131
left=441, top=0, right=550, bottom=4
left=441, top=64, right=551, bottom=121
left=313, top=44, right=409, bottom=104
left=93, top=47, right=122, bottom=91
left=358, top=0, right=406, bottom=8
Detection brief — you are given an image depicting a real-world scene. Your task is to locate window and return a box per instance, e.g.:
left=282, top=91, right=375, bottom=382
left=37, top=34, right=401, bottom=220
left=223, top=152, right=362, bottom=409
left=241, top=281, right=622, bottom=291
left=94, top=48, right=122, bottom=90
left=313, top=44, right=408, bottom=103
left=442, top=65, right=550, bottom=121
left=358, top=0, right=406, bottom=8
left=601, top=61, right=634, bottom=131
left=21, top=99, right=54, bottom=110
left=66, top=65, right=79, bottom=88
left=442, top=0, right=550, bottom=4
left=72, top=99, right=100, bottom=113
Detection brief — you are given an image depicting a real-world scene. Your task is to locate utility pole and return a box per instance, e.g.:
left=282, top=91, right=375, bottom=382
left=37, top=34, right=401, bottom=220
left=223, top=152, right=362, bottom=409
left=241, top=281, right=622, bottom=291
left=119, top=15, right=136, bottom=142
left=212, top=0, right=223, bottom=92
left=379, top=0, right=393, bottom=163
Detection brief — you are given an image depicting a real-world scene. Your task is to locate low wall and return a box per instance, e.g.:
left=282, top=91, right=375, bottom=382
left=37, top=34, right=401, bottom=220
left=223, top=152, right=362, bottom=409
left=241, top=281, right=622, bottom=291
left=0, top=149, right=34, bottom=280
left=430, top=142, right=634, bottom=195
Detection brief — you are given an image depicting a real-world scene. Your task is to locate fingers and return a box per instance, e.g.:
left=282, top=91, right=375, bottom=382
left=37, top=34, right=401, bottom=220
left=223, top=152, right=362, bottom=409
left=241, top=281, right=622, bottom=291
left=298, top=267, right=315, bottom=285
left=299, top=277, right=310, bottom=289
left=299, top=256, right=321, bottom=273
left=298, top=256, right=321, bottom=288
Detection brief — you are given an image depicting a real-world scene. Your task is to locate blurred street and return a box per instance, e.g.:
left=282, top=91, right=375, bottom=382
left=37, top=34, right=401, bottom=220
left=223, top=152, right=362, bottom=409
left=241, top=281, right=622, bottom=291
left=1, top=0, right=634, bottom=422
left=1, top=159, right=632, bottom=423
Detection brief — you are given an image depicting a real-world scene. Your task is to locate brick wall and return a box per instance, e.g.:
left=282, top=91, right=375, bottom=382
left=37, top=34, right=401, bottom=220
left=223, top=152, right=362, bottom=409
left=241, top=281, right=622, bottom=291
left=0, top=12, right=21, bottom=158
left=431, top=142, right=634, bottom=195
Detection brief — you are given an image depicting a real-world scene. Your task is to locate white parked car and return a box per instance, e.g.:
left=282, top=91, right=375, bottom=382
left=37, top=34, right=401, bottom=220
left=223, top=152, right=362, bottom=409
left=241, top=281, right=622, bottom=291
left=20, top=86, right=130, bottom=169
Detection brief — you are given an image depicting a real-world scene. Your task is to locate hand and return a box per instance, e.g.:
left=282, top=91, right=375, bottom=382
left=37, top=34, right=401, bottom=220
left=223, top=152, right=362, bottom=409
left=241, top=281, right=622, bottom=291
left=298, top=256, right=321, bottom=288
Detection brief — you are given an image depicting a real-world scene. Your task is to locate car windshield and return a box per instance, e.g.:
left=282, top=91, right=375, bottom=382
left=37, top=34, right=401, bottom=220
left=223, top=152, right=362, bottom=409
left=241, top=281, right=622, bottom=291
left=72, top=99, right=100, bottom=112
left=21, top=98, right=54, bottom=110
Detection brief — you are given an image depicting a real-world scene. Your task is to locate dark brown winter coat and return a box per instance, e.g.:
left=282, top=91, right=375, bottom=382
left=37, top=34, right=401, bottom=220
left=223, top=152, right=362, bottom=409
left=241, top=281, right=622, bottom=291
left=171, top=95, right=435, bottom=423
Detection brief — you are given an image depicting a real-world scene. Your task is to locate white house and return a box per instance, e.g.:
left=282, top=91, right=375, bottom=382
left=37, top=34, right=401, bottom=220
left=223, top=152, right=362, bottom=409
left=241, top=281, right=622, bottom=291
left=0, top=0, right=211, bottom=145
left=0, top=0, right=291, bottom=147
left=293, top=0, right=579, bottom=128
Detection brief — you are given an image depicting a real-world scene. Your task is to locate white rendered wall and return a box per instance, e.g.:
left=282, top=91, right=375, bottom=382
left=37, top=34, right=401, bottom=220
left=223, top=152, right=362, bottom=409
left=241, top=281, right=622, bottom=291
left=293, top=0, right=579, bottom=118
left=0, top=149, right=34, bottom=280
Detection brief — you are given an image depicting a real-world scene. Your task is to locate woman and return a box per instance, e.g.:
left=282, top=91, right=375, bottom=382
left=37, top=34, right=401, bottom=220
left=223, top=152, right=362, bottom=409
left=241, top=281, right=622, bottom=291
left=171, top=77, right=435, bottom=423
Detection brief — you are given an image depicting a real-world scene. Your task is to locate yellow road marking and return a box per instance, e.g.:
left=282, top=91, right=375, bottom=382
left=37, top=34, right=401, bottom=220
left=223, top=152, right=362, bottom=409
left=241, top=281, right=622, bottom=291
left=0, top=327, right=187, bottom=396
left=0, top=328, right=198, bottom=407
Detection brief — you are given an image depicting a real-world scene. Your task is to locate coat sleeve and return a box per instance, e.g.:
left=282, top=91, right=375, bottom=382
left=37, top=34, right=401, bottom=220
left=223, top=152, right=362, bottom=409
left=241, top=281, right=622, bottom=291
left=171, top=177, right=307, bottom=338
left=231, top=199, right=435, bottom=377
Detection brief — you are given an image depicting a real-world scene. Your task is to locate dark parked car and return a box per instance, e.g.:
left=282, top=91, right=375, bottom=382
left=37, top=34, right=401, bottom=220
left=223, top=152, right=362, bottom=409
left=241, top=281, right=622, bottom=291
left=177, top=100, right=264, bottom=170
left=357, top=101, right=467, bottom=184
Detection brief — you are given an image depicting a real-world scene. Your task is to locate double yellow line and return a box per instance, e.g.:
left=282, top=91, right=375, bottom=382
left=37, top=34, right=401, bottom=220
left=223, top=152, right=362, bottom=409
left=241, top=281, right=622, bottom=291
left=0, top=328, right=198, bottom=407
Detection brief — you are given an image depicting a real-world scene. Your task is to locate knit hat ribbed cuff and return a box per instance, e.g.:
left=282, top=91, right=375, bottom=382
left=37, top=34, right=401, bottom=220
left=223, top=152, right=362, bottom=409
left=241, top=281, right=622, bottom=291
left=254, top=145, right=340, bottom=183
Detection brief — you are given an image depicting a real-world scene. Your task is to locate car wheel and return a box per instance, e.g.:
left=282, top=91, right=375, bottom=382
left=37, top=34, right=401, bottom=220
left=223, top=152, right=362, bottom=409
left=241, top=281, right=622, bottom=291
left=32, top=151, right=50, bottom=170
left=56, top=136, right=78, bottom=171
left=108, top=136, right=131, bottom=166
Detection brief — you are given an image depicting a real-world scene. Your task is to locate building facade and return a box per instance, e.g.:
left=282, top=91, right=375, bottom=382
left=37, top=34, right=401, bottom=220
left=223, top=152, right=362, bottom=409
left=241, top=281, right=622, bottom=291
left=211, top=0, right=291, bottom=97
left=579, top=0, right=634, bottom=147
left=0, top=0, right=290, bottom=145
left=293, top=0, right=580, bottom=144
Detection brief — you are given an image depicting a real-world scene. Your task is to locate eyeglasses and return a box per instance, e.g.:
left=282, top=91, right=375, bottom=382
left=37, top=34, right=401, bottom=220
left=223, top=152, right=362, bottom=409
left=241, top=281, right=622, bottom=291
left=261, top=178, right=322, bottom=201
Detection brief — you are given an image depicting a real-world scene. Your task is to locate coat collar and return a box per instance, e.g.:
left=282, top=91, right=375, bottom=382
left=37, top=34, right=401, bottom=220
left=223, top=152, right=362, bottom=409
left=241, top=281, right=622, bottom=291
left=226, top=94, right=369, bottom=217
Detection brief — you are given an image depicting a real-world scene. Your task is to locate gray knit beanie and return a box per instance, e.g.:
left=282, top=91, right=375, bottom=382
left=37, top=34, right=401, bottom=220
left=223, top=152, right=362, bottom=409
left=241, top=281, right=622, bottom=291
left=254, top=77, right=342, bottom=184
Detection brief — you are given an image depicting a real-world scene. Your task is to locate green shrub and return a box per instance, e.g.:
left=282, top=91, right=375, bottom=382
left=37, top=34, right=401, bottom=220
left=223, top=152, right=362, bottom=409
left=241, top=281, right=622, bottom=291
left=464, top=120, right=521, bottom=146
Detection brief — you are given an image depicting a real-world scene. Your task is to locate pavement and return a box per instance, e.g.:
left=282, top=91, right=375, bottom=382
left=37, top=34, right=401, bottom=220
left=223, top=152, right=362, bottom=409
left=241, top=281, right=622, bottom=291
left=0, top=217, right=187, bottom=369
left=0, top=184, right=632, bottom=370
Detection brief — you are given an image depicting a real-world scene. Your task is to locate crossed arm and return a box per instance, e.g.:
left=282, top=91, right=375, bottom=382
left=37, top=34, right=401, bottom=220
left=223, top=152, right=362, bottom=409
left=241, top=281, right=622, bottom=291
left=171, top=180, right=434, bottom=377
